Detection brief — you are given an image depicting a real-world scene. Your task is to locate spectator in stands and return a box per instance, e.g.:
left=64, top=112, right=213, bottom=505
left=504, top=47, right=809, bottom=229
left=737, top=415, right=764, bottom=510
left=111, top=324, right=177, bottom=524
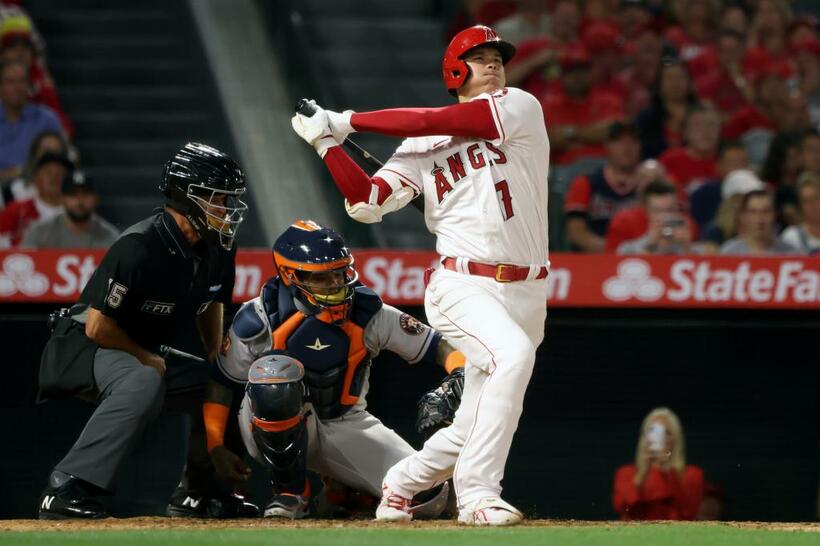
left=613, top=407, right=704, bottom=521
left=689, top=141, right=750, bottom=230
left=719, top=2, right=749, bottom=36
left=636, top=59, right=699, bottom=159
left=659, top=105, right=722, bottom=198
left=494, top=0, right=551, bottom=47
left=584, top=21, right=627, bottom=99
left=564, top=122, right=642, bottom=253
left=0, top=14, right=73, bottom=135
left=792, top=38, right=820, bottom=128
left=801, top=129, right=820, bottom=176
left=746, top=0, right=792, bottom=67
left=0, top=151, right=71, bottom=247
left=779, top=172, right=820, bottom=255
left=504, top=0, right=581, bottom=95
left=617, top=0, right=654, bottom=41
left=541, top=45, right=625, bottom=166
left=699, top=169, right=766, bottom=254
left=0, top=60, right=63, bottom=180
left=720, top=189, right=796, bottom=254
left=664, top=0, right=717, bottom=80
left=616, top=180, right=697, bottom=255
left=694, top=30, right=753, bottom=116
left=722, top=61, right=792, bottom=164
left=763, top=131, right=807, bottom=228
left=1, top=129, right=68, bottom=209
left=605, top=162, right=670, bottom=251
left=618, top=26, right=663, bottom=117
left=788, top=15, right=819, bottom=49
left=21, top=171, right=119, bottom=249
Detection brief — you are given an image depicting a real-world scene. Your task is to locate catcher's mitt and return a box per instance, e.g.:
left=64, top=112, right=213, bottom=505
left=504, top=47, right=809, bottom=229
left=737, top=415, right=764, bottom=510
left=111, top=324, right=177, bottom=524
left=416, top=367, right=464, bottom=440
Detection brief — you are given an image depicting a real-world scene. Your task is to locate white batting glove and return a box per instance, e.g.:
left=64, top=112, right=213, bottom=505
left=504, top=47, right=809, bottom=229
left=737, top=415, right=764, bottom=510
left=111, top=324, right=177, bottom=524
left=291, top=106, right=338, bottom=158
left=326, top=109, right=355, bottom=143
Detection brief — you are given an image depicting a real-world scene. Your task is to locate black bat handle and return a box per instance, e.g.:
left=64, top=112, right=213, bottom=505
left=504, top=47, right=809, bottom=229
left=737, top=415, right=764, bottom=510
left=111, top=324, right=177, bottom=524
left=295, top=98, right=317, bottom=117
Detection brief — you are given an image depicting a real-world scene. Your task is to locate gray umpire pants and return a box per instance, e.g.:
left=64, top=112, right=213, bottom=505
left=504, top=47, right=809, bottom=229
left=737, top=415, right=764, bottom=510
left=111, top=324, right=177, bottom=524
left=55, top=347, right=214, bottom=493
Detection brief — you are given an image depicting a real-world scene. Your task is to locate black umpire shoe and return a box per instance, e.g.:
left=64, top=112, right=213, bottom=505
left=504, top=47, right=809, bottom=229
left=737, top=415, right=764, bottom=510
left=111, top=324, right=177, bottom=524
left=38, top=471, right=108, bottom=520
left=166, top=486, right=260, bottom=518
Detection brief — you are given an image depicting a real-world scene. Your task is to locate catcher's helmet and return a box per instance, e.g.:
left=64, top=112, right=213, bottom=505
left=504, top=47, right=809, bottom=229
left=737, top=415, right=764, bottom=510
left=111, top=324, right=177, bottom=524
left=159, top=142, right=248, bottom=250
left=442, top=25, right=516, bottom=95
left=272, top=220, right=358, bottom=323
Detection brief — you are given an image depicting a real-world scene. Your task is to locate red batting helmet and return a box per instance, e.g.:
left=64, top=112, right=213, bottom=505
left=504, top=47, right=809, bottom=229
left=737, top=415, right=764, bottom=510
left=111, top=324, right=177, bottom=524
left=442, top=25, right=516, bottom=94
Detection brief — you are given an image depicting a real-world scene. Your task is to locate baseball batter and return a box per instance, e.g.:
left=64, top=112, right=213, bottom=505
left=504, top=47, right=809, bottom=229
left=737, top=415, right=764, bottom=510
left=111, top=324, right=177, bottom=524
left=291, top=25, right=550, bottom=525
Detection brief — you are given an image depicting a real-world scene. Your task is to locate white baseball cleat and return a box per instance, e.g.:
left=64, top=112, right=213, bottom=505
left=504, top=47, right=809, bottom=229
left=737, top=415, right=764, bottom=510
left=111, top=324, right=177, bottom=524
left=375, top=485, right=413, bottom=522
left=458, top=497, right=524, bottom=526
left=264, top=493, right=309, bottom=519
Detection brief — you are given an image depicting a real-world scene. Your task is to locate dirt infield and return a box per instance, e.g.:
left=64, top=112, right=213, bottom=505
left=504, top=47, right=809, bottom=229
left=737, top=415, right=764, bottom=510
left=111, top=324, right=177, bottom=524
left=1, top=518, right=818, bottom=532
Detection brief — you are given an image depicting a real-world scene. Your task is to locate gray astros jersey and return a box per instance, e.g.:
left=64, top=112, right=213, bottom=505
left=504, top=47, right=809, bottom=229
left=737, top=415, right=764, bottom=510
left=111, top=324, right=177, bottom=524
left=215, top=277, right=440, bottom=418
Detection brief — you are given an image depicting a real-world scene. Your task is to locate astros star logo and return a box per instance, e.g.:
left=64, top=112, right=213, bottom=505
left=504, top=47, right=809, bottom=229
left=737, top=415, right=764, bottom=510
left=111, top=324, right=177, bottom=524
left=306, top=338, right=331, bottom=351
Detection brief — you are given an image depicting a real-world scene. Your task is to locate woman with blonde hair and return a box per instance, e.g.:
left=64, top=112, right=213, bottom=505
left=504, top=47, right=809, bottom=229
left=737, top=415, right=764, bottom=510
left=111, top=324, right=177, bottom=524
left=612, top=407, right=704, bottom=520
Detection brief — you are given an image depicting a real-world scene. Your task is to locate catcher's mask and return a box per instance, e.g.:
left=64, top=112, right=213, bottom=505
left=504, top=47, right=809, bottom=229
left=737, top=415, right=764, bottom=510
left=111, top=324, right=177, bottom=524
left=272, top=220, right=358, bottom=323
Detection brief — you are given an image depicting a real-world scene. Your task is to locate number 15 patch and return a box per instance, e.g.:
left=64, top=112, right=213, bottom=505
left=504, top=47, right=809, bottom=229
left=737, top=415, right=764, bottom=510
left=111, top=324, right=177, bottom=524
left=106, top=281, right=128, bottom=309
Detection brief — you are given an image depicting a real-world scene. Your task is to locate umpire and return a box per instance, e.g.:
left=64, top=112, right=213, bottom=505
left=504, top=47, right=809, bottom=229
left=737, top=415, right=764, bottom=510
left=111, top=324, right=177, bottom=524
left=37, top=142, right=255, bottom=519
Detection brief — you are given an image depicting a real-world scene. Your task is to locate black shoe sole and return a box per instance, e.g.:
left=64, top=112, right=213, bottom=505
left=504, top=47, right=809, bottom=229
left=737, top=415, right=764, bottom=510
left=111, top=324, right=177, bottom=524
left=38, top=511, right=107, bottom=520
left=165, top=506, right=206, bottom=518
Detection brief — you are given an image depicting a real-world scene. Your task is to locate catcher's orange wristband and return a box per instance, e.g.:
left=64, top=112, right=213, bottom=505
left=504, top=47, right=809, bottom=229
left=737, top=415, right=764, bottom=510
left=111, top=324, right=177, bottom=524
left=445, top=351, right=466, bottom=374
left=203, top=402, right=230, bottom=453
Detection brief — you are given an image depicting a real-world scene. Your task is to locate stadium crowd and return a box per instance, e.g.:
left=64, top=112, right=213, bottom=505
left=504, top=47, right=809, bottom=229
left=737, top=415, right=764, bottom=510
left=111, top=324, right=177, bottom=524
left=0, top=2, right=118, bottom=249
left=454, top=0, right=820, bottom=255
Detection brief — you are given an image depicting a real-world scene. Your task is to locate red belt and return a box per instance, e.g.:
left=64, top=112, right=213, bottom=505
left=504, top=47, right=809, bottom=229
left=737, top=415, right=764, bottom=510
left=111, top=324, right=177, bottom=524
left=441, top=257, right=548, bottom=283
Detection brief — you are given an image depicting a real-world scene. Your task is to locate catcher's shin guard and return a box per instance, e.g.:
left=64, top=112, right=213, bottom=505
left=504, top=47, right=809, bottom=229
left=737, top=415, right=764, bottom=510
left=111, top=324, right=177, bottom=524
left=247, top=353, right=308, bottom=495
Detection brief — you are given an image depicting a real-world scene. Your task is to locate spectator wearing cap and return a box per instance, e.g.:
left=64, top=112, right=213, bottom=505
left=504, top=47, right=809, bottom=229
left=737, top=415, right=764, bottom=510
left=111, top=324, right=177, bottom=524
left=779, top=171, right=820, bottom=255
left=540, top=45, right=625, bottom=166
left=0, top=151, right=71, bottom=247
left=0, top=14, right=73, bottom=136
left=0, top=60, right=63, bottom=180
left=689, top=141, right=750, bottom=230
left=699, top=169, right=766, bottom=253
left=636, top=59, right=699, bottom=159
left=21, top=171, right=119, bottom=249
left=659, top=105, right=722, bottom=198
left=720, top=189, right=797, bottom=255
left=616, top=180, right=698, bottom=255
left=564, top=122, right=643, bottom=252
left=584, top=21, right=629, bottom=100
left=1, top=129, right=68, bottom=210
left=694, top=30, right=753, bottom=116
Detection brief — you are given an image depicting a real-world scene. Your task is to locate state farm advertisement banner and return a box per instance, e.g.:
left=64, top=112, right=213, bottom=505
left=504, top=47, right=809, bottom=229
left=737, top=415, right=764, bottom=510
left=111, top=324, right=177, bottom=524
left=0, top=250, right=817, bottom=309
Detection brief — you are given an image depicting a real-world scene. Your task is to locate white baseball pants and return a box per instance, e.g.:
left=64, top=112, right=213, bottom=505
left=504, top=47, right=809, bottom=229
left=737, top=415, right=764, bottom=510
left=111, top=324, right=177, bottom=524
left=383, top=268, right=548, bottom=508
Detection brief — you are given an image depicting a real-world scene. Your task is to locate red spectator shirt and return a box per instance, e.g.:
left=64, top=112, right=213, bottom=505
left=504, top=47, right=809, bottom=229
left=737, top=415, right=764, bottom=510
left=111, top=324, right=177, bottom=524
left=658, top=148, right=717, bottom=197
left=0, top=198, right=59, bottom=246
left=539, top=89, right=624, bottom=165
left=29, top=59, right=74, bottom=137
left=695, top=69, right=749, bottom=115
left=613, top=464, right=705, bottom=520
left=722, top=105, right=776, bottom=141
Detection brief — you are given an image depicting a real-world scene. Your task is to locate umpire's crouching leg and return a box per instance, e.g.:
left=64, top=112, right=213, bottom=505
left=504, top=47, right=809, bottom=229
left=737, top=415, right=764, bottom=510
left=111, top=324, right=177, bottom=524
left=55, top=348, right=166, bottom=491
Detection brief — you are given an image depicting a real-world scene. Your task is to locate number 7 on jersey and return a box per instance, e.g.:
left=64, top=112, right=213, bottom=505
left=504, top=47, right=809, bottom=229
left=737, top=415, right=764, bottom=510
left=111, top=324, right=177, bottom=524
left=495, top=179, right=514, bottom=221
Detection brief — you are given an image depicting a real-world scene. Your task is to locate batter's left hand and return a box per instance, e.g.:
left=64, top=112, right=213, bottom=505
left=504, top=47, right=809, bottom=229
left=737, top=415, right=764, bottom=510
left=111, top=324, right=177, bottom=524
left=291, top=102, right=337, bottom=157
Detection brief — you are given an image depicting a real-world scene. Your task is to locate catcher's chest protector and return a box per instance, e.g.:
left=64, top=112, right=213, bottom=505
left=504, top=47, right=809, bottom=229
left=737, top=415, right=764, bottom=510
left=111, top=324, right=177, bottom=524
left=265, top=281, right=379, bottom=420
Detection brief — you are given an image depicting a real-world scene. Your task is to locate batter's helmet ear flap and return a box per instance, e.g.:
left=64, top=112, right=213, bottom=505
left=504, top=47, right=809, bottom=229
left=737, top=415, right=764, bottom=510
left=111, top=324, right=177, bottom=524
left=442, top=25, right=516, bottom=95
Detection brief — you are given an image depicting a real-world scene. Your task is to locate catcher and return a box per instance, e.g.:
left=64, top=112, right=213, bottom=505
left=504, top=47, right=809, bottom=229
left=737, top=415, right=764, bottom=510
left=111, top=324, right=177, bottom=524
left=203, top=220, right=462, bottom=518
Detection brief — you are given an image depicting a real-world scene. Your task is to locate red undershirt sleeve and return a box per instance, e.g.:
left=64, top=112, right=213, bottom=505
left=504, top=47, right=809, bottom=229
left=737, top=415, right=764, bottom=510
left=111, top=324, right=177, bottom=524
left=322, top=146, right=392, bottom=205
left=350, top=100, right=499, bottom=141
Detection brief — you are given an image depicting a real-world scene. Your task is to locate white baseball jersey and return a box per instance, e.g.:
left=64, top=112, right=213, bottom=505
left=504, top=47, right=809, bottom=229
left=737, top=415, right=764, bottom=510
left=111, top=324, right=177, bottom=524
left=375, top=87, right=550, bottom=266
left=217, top=296, right=438, bottom=412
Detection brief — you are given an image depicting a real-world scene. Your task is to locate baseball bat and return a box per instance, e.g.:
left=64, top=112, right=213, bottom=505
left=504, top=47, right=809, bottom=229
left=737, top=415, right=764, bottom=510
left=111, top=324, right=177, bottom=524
left=159, top=345, right=206, bottom=365
left=294, top=98, right=424, bottom=213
